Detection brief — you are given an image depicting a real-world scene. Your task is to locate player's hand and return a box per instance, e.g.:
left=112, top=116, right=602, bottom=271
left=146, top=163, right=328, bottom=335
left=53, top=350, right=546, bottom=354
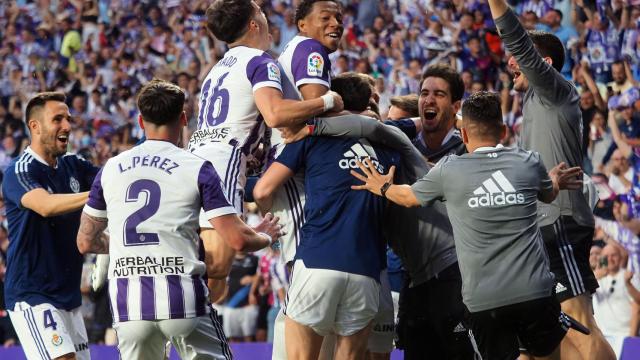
left=327, top=90, right=344, bottom=113
left=350, top=158, right=396, bottom=196
left=550, top=162, right=583, bottom=190
left=253, top=212, right=285, bottom=242
left=281, top=124, right=310, bottom=144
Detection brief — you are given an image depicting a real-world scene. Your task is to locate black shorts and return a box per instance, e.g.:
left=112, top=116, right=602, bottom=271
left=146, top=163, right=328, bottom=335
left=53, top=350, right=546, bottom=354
left=398, top=263, right=477, bottom=360
left=467, top=296, right=567, bottom=360
left=540, top=216, right=599, bottom=302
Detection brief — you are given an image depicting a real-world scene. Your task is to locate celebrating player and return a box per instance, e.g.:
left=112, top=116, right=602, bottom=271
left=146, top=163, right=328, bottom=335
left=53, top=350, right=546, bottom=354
left=488, top=0, right=615, bottom=357
left=76, top=80, right=282, bottom=359
left=191, top=0, right=343, bottom=301
left=3, top=92, right=99, bottom=360
left=352, top=91, right=582, bottom=360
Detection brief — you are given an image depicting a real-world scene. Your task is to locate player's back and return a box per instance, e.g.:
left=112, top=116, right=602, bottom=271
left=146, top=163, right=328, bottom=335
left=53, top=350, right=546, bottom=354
left=277, top=137, right=399, bottom=281
left=94, top=140, right=228, bottom=321
left=191, top=46, right=279, bottom=153
left=420, top=146, right=554, bottom=311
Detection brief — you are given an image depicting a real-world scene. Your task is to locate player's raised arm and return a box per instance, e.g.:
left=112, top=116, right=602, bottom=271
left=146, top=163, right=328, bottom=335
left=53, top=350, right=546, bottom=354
left=489, top=0, right=572, bottom=105
left=254, top=87, right=343, bottom=128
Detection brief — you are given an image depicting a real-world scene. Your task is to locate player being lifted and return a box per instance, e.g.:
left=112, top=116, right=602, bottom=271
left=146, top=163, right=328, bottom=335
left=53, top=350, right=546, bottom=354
left=76, top=79, right=282, bottom=359
left=191, top=0, right=343, bottom=301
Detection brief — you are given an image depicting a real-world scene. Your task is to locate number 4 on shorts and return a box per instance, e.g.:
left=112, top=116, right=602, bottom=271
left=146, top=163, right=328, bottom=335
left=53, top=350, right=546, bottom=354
left=43, top=309, right=58, bottom=330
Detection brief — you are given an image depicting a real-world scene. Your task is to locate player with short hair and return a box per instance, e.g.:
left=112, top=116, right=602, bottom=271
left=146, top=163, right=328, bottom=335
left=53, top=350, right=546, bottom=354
left=3, top=92, right=99, bottom=360
left=76, top=79, right=282, bottom=360
left=192, top=0, right=343, bottom=302
left=352, top=91, right=583, bottom=360
left=488, top=0, right=615, bottom=357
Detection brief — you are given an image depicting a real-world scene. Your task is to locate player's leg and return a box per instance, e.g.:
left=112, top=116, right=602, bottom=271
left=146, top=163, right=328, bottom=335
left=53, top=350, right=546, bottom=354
left=516, top=297, right=567, bottom=360
left=8, top=302, right=81, bottom=360
left=318, top=333, right=336, bottom=360
left=283, top=260, right=343, bottom=360
left=164, top=309, right=232, bottom=360
left=541, top=217, right=615, bottom=360
left=272, top=308, right=288, bottom=360
left=113, top=320, right=166, bottom=360
left=333, top=272, right=380, bottom=360
left=366, top=269, right=394, bottom=360
left=466, top=303, right=521, bottom=360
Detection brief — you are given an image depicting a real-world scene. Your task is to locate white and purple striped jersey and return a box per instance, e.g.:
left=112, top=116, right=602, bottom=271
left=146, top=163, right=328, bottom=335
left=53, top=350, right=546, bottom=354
left=188, top=46, right=283, bottom=209
left=83, top=140, right=236, bottom=322
left=268, top=36, right=332, bottom=263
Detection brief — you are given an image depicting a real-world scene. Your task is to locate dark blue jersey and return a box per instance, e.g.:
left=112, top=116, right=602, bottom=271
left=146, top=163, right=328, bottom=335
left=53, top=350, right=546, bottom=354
left=276, top=137, right=399, bottom=281
left=2, top=148, right=99, bottom=310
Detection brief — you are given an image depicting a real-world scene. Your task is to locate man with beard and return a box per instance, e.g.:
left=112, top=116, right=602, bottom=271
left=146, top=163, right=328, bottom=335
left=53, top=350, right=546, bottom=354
left=2, top=92, right=99, bottom=360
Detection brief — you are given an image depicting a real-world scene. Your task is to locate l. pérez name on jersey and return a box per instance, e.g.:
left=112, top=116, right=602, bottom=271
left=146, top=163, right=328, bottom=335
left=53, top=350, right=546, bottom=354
left=118, top=155, right=179, bottom=175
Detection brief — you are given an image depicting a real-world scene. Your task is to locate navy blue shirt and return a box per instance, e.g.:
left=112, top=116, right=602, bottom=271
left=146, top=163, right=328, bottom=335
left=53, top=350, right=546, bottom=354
left=276, top=137, right=399, bottom=281
left=2, top=148, right=99, bottom=310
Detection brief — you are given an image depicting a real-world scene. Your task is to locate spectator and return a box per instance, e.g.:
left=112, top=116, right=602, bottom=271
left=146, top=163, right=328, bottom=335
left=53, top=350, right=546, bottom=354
left=610, top=60, right=637, bottom=95
left=608, top=149, right=634, bottom=194
left=593, top=244, right=640, bottom=357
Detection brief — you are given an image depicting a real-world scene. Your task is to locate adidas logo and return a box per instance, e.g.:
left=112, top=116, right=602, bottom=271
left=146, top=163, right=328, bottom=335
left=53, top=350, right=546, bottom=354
left=453, top=322, right=467, bottom=333
left=468, top=170, right=525, bottom=208
left=556, top=282, right=567, bottom=293
left=339, top=141, right=384, bottom=173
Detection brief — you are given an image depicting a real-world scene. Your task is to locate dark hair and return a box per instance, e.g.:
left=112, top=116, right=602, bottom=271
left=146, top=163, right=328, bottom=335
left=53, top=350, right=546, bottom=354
left=528, top=30, right=565, bottom=72
left=461, top=91, right=503, bottom=141
left=295, top=0, right=340, bottom=27
left=612, top=60, right=625, bottom=68
left=390, top=94, right=419, bottom=117
left=206, top=0, right=254, bottom=43
left=421, top=64, right=465, bottom=103
left=25, top=92, right=66, bottom=124
left=331, top=72, right=371, bottom=112
left=552, top=8, right=563, bottom=20
left=137, top=79, right=185, bottom=126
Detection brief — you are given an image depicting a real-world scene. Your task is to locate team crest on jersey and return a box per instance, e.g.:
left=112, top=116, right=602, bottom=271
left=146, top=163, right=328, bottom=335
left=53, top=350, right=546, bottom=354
left=307, top=52, right=324, bottom=77
left=267, top=62, right=280, bottom=82
left=51, top=333, right=63, bottom=346
left=70, top=177, right=80, bottom=193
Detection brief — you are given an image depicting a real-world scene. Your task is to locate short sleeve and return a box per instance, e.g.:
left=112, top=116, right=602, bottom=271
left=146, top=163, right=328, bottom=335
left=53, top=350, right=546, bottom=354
left=535, top=152, right=554, bottom=199
left=2, top=160, right=43, bottom=208
left=246, top=54, right=283, bottom=92
left=291, top=39, right=331, bottom=89
left=275, top=140, right=306, bottom=173
left=197, top=161, right=237, bottom=219
left=410, top=158, right=447, bottom=206
left=84, top=168, right=107, bottom=218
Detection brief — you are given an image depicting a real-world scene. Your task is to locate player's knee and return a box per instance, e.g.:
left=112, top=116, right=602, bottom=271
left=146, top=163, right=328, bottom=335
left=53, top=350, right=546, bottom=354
left=560, top=295, right=592, bottom=323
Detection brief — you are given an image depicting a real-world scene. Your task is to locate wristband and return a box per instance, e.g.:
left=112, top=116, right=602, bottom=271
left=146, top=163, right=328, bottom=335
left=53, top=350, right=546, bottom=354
left=321, top=93, right=335, bottom=112
left=380, top=182, right=392, bottom=198
left=258, top=232, right=273, bottom=246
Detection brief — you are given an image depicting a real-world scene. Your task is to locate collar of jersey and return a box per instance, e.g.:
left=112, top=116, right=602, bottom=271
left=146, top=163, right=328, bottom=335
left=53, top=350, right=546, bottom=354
left=25, top=146, right=58, bottom=168
left=473, top=144, right=504, bottom=153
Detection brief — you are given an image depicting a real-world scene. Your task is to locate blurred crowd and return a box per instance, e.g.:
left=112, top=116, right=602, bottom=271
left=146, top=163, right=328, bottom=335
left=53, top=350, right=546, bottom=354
left=0, top=0, right=639, bottom=350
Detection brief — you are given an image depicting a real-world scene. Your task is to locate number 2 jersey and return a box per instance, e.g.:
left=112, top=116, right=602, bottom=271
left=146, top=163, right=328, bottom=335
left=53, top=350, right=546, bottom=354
left=188, top=46, right=282, bottom=213
left=83, top=140, right=237, bottom=322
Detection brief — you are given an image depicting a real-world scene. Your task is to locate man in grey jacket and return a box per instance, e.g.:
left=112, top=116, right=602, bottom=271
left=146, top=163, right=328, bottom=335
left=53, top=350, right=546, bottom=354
left=487, top=0, right=615, bottom=358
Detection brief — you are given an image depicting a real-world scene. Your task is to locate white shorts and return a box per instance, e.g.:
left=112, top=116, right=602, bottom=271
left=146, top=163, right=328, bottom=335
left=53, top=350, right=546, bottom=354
left=284, top=260, right=379, bottom=337
left=113, top=309, right=232, bottom=360
left=368, top=269, right=395, bottom=353
left=215, top=304, right=259, bottom=338
left=8, top=302, right=89, bottom=360
left=271, top=174, right=305, bottom=264
left=192, top=143, right=247, bottom=227
left=272, top=309, right=287, bottom=360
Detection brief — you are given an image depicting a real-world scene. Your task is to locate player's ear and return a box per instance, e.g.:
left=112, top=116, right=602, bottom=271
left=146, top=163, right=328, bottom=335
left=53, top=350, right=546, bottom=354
left=180, top=111, right=187, bottom=127
left=461, top=126, right=469, bottom=145
left=138, top=114, right=145, bottom=130
left=543, top=56, right=553, bottom=66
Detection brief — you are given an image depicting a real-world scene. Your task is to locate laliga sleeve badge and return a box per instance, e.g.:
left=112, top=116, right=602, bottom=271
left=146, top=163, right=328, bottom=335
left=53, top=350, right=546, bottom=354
left=267, top=62, right=281, bottom=82
left=52, top=333, right=63, bottom=346
left=307, top=52, right=324, bottom=77
left=70, top=177, right=80, bottom=193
